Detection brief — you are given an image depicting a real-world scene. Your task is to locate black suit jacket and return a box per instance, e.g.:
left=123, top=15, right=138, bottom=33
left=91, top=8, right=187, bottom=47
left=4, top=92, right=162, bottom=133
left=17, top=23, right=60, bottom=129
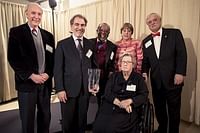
left=142, top=28, right=187, bottom=90
left=54, top=36, right=97, bottom=97
left=7, top=23, right=55, bottom=92
left=90, top=38, right=117, bottom=78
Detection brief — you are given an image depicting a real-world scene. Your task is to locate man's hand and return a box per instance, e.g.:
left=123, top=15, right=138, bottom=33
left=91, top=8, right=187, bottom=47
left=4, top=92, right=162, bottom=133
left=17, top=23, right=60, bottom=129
left=89, top=84, right=99, bottom=96
left=29, top=73, right=49, bottom=84
left=174, top=74, right=184, bottom=85
left=40, top=73, right=49, bottom=81
left=57, top=91, right=68, bottom=103
left=142, top=73, right=148, bottom=83
left=30, top=73, right=46, bottom=84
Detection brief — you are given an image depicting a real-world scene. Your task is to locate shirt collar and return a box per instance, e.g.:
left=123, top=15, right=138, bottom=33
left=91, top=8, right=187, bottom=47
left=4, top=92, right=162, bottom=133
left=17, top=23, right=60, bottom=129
left=28, top=23, right=39, bottom=33
left=72, top=34, right=83, bottom=41
left=152, top=28, right=162, bottom=36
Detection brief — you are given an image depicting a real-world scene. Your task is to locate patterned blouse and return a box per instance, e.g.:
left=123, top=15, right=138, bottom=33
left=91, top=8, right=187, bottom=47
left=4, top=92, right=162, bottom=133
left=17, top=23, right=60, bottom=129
left=115, top=38, right=143, bottom=74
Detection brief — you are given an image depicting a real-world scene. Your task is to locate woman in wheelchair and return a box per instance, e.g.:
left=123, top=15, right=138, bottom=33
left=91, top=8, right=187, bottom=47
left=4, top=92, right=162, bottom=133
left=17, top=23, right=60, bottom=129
left=93, top=53, right=149, bottom=133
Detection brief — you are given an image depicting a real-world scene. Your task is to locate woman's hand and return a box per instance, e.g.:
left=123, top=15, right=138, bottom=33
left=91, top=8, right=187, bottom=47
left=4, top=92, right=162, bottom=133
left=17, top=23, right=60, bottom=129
left=120, top=99, right=133, bottom=108
left=113, top=98, right=121, bottom=107
left=125, top=105, right=132, bottom=113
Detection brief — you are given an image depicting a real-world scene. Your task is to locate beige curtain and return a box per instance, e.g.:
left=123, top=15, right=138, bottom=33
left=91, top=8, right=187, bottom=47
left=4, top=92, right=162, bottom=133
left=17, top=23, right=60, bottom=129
left=0, top=0, right=200, bottom=125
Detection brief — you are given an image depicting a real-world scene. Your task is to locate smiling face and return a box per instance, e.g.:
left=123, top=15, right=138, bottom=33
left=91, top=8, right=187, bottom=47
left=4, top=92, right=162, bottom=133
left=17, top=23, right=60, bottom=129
left=97, top=23, right=110, bottom=41
left=25, top=3, right=43, bottom=28
left=146, top=13, right=162, bottom=33
left=70, top=17, right=86, bottom=38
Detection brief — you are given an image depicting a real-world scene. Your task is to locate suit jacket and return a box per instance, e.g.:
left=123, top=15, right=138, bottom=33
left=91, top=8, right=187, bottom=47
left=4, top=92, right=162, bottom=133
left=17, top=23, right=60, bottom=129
left=142, top=28, right=187, bottom=90
left=7, top=23, right=55, bottom=92
left=90, top=38, right=117, bottom=80
left=54, top=36, right=97, bottom=97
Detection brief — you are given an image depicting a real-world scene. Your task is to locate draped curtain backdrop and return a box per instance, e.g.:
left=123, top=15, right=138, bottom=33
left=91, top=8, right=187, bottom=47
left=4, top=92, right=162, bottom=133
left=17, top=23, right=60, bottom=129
left=0, top=0, right=200, bottom=125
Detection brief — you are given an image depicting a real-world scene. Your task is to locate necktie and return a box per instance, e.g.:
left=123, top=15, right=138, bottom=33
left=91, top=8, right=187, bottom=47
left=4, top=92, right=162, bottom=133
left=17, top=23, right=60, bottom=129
left=152, top=32, right=160, bottom=37
left=32, top=28, right=37, bottom=36
left=77, top=39, right=83, bottom=59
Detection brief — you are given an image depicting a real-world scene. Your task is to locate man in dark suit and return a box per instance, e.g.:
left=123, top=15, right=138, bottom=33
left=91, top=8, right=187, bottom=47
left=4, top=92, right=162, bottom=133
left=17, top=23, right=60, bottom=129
left=142, top=13, right=187, bottom=133
left=54, top=14, right=97, bottom=133
left=90, top=23, right=117, bottom=106
left=7, top=3, right=55, bottom=133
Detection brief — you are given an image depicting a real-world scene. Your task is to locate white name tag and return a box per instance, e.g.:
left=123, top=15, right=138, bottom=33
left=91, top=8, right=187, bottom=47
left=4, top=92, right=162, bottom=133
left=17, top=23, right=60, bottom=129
left=126, top=84, right=136, bottom=92
left=46, top=44, right=53, bottom=53
left=145, top=40, right=152, bottom=48
left=110, top=51, right=114, bottom=60
left=86, top=49, right=92, bottom=58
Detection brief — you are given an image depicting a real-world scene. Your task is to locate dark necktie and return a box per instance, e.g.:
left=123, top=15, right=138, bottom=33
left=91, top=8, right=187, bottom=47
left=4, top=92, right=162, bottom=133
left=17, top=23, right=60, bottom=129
left=32, top=28, right=37, bottom=36
left=77, top=39, right=83, bottom=59
left=152, top=32, right=160, bottom=37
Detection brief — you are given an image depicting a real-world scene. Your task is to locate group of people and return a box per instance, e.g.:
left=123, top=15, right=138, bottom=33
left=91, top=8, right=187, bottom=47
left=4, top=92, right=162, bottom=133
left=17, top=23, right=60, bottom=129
left=7, top=2, right=187, bottom=133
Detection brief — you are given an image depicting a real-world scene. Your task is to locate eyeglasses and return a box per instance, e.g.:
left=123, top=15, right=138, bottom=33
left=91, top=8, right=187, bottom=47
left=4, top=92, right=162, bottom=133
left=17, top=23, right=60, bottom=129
left=121, top=61, right=133, bottom=64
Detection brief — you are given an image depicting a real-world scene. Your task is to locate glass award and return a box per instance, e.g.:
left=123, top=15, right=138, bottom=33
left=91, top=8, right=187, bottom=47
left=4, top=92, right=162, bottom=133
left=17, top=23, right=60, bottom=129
left=88, top=68, right=101, bottom=94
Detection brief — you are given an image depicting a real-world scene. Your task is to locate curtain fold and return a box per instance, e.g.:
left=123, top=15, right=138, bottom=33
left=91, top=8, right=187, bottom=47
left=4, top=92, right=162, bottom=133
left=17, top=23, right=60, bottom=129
left=0, top=0, right=200, bottom=125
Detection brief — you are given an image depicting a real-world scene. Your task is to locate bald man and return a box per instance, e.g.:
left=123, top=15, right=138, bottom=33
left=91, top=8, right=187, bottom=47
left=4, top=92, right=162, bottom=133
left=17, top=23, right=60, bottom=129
left=7, top=2, right=55, bottom=133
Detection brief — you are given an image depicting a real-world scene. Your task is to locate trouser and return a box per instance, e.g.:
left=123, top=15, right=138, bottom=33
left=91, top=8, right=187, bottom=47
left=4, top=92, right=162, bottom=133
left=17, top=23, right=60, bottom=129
left=18, top=85, right=51, bottom=133
left=152, top=85, right=182, bottom=133
left=60, top=92, right=89, bottom=133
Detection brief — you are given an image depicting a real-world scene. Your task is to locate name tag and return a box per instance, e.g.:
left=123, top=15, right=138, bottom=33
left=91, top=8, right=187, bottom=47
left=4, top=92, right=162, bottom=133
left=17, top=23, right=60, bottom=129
left=86, top=49, right=92, bottom=58
left=110, top=51, right=114, bottom=60
left=46, top=44, right=53, bottom=53
left=145, top=40, right=152, bottom=48
left=126, top=84, right=136, bottom=92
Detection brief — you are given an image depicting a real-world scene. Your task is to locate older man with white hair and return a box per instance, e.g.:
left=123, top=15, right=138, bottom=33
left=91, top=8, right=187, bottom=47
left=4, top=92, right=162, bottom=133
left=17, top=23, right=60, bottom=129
left=7, top=2, right=55, bottom=133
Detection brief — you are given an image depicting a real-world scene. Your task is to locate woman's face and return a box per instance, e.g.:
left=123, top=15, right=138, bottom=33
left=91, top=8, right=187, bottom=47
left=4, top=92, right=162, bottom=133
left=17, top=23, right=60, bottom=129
left=121, top=27, right=132, bottom=41
left=121, top=56, right=133, bottom=73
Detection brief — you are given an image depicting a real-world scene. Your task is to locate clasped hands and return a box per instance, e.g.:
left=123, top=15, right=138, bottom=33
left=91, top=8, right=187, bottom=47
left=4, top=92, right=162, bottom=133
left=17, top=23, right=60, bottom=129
left=113, top=98, right=133, bottom=113
left=30, top=73, right=49, bottom=84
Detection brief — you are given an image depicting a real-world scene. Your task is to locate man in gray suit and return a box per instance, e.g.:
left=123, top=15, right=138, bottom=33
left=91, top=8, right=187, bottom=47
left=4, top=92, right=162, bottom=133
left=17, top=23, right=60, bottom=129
left=142, top=13, right=187, bottom=133
left=54, top=14, right=97, bottom=133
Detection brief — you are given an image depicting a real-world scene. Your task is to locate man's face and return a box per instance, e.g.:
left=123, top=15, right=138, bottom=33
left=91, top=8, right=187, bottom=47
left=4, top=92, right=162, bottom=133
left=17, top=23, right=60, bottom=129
left=146, top=14, right=161, bottom=33
left=97, top=25, right=109, bottom=41
left=71, top=17, right=86, bottom=38
left=26, top=4, right=43, bottom=28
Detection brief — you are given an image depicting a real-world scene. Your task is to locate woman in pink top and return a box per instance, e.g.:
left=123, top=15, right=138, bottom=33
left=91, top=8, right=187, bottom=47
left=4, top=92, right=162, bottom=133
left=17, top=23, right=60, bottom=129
left=115, top=23, right=143, bottom=74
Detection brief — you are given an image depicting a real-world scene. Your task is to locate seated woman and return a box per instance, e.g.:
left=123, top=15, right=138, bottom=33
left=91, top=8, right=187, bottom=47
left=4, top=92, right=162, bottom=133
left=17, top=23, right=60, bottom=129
left=93, top=54, right=148, bottom=133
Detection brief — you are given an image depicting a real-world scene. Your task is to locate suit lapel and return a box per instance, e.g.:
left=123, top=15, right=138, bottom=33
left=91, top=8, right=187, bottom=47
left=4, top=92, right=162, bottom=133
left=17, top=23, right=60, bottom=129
left=105, top=42, right=112, bottom=67
left=24, top=24, right=38, bottom=61
left=69, top=36, right=81, bottom=59
left=145, top=36, right=158, bottom=60
left=159, top=28, right=168, bottom=59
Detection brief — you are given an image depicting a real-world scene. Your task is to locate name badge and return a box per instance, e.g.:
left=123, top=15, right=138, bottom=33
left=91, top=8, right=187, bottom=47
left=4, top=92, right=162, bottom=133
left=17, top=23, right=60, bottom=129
left=110, top=51, right=114, bottom=60
left=46, top=44, right=53, bottom=53
left=86, top=49, right=92, bottom=58
left=145, top=40, right=152, bottom=48
left=126, top=84, right=136, bottom=92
